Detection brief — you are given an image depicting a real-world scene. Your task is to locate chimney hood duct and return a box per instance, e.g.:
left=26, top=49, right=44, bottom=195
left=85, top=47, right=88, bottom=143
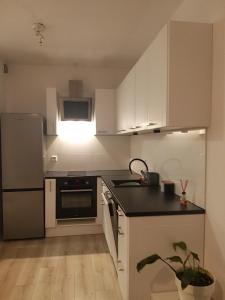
left=69, top=80, right=83, bottom=98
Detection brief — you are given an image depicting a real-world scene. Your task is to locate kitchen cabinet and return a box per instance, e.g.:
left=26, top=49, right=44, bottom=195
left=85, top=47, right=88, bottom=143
left=94, top=89, right=116, bottom=135
left=116, top=66, right=136, bottom=134
left=116, top=21, right=212, bottom=133
left=46, top=87, right=59, bottom=135
left=135, top=25, right=167, bottom=130
left=117, top=214, right=204, bottom=300
left=45, top=179, right=56, bottom=228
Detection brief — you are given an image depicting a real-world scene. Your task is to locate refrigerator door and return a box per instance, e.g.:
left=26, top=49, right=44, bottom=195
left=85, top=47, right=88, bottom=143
left=1, top=114, right=44, bottom=189
left=2, top=190, right=44, bottom=240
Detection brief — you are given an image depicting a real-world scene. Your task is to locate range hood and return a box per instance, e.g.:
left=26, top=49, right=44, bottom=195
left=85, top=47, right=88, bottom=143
left=59, top=80, right=93, bottom=122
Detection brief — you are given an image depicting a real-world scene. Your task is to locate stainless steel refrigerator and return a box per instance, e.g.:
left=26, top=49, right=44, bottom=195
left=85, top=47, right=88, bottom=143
left=0, top=113, right=45, bottom=240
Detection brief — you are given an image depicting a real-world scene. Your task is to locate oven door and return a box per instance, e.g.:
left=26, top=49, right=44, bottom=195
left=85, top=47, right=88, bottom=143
left=56, top=188, right=97, bottom=219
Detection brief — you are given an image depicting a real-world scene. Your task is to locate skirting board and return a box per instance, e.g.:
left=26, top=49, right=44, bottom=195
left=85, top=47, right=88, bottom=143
left=46, top=224, right=103, bottom=237
left=151, top=292, right=179, bottom=300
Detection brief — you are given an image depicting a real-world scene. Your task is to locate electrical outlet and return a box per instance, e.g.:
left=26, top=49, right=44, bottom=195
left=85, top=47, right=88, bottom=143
left=51, top=155, right=58, bottom=162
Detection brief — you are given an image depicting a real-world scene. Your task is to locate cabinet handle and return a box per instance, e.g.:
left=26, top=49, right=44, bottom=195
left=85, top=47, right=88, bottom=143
left=117, top=209, right=124, bottom=216
left=117, top=129, right=126, bottom=132
left=49, top=181, right=52, bottom=192
left=117, top=260, right=125, bottom=271
left=135, top=125, right=142, bottom=129
left=147, top=122, right=157, bottom=126
left=100, top=202, right=105, bottom=206
left=129, top=127, right=136, bottom=130
left=118, top=227, right=124, bottom=235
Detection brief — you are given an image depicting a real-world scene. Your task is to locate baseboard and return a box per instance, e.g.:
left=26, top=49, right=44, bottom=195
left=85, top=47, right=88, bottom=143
left=46, top=223, right=103, bottom=237
left=151, top=291, right=179, bottom=300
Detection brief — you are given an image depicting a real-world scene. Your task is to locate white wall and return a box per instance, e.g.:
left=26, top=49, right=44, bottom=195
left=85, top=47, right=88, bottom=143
left=205, top=20, right=225, bottom=299
left=131, top=131, right=206, bottom=208
left=3, top=64, right=131, bottom=171
left=3, top=64, right=128, bottom=115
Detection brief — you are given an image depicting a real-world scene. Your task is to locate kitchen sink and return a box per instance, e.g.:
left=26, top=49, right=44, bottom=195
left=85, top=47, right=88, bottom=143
left=111, top=179, right=144, bottom=187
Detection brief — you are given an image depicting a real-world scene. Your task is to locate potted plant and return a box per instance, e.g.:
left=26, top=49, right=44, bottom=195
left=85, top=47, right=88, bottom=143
left=137, top=241, right=215, bottom=300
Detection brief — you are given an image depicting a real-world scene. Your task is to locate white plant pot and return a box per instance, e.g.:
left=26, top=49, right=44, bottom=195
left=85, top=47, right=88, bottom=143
left=175, top=276, right=215, bottom=300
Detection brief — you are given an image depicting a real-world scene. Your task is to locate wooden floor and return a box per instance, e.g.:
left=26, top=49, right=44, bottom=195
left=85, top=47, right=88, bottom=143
left=0, top=234, right=122, bottom=300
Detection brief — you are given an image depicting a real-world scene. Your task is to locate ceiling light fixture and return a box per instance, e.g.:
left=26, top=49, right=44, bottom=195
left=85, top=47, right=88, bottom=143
left=33, top=22, right=46, bottom=46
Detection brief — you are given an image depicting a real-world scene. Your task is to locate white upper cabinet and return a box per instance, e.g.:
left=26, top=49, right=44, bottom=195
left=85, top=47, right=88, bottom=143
left=135, top=25, right=167, bottom=130
left=116, top=66, right=136, bottom=133
left=95, top=89, right=116, bottom=135
left=116, top=21, right=212, bottom=133
left=46, top=88, right=59, bottom=135
left=167, top=21, right=212, bottom=129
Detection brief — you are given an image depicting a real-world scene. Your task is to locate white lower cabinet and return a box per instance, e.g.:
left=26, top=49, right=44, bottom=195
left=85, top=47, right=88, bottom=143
left=117, top=206, right=129, bottom=300
left=117, top=213, right=205, bottom=300
left=45, top=179, right=56, bottom=228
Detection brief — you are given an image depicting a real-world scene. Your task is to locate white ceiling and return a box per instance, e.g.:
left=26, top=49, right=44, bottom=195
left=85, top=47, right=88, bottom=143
left=172, top=0, right=225, bottom=23
left=0, top=0, right=182, bottom=67
left=0, top=0, right=224, bottom=68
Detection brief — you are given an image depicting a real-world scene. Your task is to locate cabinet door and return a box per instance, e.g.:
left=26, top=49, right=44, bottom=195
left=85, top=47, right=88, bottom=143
left=135, top=26, right=167, bottom=131
left=123, top=67, right=136, bottom=131
left=135, top=49, right=150, bottom=128
left=116, top=67, right=136, bottom=133
left=95, top=89, right=116, bottom=135
left=46, top=88, right=59, bottom=135
left=116, top=82, right=126, bottom=132
left=147, top=25, right=168, bottom=128
left=45, top=179, right=56, bottom=228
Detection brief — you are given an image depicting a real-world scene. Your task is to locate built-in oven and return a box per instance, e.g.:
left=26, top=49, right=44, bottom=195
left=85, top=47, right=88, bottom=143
left=56, top=177, right=97, bottom=220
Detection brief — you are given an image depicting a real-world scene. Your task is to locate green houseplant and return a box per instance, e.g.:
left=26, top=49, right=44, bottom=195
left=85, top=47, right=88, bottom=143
left=137, top=241, right=215, bottom=300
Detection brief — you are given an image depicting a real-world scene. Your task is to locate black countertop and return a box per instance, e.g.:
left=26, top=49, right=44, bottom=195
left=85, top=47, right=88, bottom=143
left=45, top=170, right=205, bottom=217
left=102, top=174, right=205, bottom=217
left=45, top=170, right=130, bottom=178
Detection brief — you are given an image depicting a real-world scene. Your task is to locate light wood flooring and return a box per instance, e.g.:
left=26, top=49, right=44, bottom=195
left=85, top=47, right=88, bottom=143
left=0, top=234, right=122, bottom=300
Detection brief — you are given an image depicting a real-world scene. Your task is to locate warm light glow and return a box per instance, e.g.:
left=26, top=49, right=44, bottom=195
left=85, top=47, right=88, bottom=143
left=168, top=129, right=206, bottom=136
left=57, top=121, right=96, bottom=143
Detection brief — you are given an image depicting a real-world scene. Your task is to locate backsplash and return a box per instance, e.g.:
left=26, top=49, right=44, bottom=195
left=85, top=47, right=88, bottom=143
left=46, top=134, right=130, bottom=171
left=131, top=130, right=206, bottom=208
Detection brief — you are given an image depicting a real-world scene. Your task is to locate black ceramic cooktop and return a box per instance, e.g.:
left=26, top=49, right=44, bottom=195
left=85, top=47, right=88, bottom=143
left=45, top=170, right=130, bottom=178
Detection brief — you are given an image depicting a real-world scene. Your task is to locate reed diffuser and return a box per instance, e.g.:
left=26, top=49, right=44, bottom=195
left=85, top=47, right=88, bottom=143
left=180, top=179, right=188, bottom=207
